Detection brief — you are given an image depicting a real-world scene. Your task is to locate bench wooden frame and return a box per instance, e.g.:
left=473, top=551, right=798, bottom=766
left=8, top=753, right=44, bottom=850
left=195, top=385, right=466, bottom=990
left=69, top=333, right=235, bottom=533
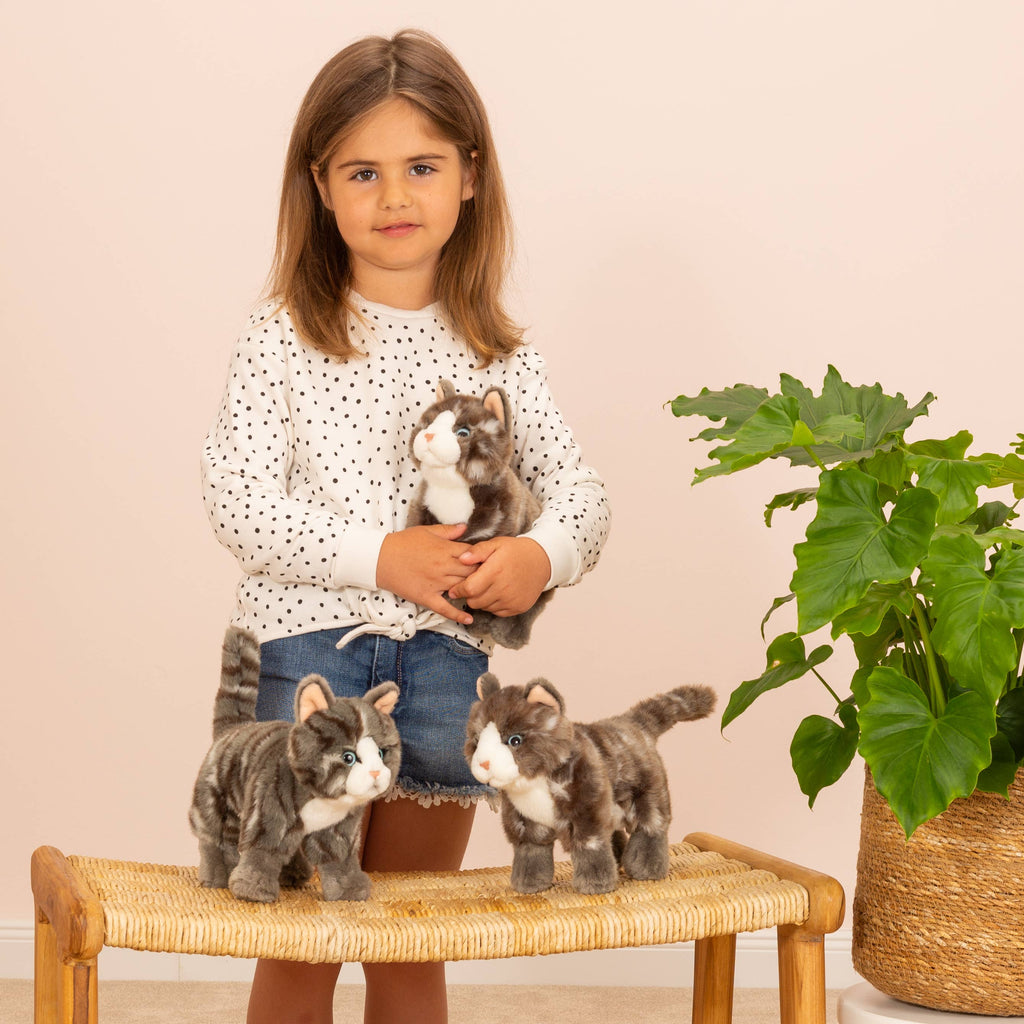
left=31, top=832, right=845, bottom=1024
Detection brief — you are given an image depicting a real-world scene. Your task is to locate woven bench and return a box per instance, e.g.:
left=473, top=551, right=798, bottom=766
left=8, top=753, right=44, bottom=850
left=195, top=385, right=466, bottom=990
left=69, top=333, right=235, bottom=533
left=31, top=832, right=844, bottom=1024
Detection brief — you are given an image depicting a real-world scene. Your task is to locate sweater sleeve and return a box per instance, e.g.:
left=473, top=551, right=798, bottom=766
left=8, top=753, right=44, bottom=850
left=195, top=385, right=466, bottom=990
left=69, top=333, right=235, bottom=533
left=505, top=349, right=611, bottom=589
left=200, top=331, right=385, bottom=592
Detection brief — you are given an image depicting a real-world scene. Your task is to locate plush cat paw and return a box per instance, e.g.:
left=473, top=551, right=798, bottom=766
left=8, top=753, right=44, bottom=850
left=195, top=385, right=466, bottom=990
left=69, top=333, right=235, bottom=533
left=510, top=844, right=555, bottom=893
left=319, top=868, right=371, bottom=902
left=622, top=831, right=670, bottom=881
left=197, top=844, right=230, bottom=889
left=571, top=845, right=619, bottom=894
left=229, top=867, right=280, bottom=903
left=280, top=851, right=313, bottom=889
left=198, top=865, right=230, bottom=889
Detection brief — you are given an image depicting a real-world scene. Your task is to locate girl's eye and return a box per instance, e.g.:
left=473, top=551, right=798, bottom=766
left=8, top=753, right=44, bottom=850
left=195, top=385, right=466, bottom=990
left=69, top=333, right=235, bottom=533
left=342, top=751, right=357, bottom=766
left=410, top=164, right=434, bottom=177
left=455, top=427, right=471, bottom=438
left=507, top=734, right=523, bottom=748
left=351, top=169, right=377, bottom=182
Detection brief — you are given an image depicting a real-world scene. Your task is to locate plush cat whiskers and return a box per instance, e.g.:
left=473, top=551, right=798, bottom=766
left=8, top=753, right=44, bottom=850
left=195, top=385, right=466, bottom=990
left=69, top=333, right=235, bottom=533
left=408, top=380, right=552, bottom=649
left=189, top=627, right=401, bottom=903
left=465, top=673, right=715, bottom=894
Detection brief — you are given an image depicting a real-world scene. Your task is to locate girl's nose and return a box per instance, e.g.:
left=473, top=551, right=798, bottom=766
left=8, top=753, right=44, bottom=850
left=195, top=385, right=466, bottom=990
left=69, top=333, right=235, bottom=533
left=380, top=176, right=411, bottom=209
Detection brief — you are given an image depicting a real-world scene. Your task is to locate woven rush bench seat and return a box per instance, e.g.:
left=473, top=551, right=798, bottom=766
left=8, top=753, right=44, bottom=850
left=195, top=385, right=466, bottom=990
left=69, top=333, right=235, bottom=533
left=31, top=832, right=845, bottom=1024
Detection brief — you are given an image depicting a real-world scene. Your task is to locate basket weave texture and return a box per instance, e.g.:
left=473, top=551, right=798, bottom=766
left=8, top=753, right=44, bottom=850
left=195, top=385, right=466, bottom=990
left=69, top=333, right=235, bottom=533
left=853, top=768, right=1024, bottom=1016
left=67, top=841, right=809, bottom=965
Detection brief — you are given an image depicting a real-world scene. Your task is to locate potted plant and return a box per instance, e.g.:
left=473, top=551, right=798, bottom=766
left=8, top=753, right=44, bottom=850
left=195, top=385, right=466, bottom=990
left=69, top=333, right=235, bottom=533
left=670, top=366, right=1024, bottom=1014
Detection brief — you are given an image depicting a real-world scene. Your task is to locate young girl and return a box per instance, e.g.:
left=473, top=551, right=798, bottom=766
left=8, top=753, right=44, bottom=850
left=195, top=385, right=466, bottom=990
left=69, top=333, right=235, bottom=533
left=201, top=29, right=610, bottom=1024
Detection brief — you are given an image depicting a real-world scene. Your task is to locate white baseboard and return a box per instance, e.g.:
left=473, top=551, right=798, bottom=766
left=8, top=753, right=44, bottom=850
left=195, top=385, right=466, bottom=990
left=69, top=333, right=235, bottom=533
left=1, top=920, right=857, bottom=988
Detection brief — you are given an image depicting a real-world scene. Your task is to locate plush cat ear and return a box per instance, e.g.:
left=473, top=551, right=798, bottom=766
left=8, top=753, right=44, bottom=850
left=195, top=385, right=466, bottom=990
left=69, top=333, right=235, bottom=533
left=436, top=379, right=457, bottom=402
left=482, top=386, right=511, bottom=429
left=365, top=681, right=399, bottom=716
left=476, top=672, right=501, bottom=700
left=295, top=674, right=333, bottom=723
left=526, top=680, right=564, bottom=713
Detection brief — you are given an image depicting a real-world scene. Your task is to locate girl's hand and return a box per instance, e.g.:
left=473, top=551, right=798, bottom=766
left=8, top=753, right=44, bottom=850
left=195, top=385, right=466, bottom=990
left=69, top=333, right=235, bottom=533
left=448, top=537, right=551, bottom=617
left=376, top=524, right=477, bottom=625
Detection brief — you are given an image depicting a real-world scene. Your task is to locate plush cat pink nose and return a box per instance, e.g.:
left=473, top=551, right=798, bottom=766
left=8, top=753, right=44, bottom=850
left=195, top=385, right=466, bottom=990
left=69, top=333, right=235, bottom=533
left=423, top=433, right=434, bottom=442
left=479, top=760, right=490, bottom=771
left=369, top=770, right=380, bottom=780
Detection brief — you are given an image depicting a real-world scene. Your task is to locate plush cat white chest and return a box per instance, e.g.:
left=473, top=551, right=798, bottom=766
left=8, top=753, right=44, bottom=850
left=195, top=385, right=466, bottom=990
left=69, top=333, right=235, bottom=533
left=422, top=467, right=474, bottom=525
left=299, top=794, right=361, bottom=834
left=506, top=775, right=558, bottom=829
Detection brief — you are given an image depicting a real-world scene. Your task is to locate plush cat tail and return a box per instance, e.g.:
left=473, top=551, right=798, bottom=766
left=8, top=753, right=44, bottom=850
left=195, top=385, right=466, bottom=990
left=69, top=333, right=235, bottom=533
left=624, top=685, right=717, bottom=738
left=212, top=626, right=261, bottom=739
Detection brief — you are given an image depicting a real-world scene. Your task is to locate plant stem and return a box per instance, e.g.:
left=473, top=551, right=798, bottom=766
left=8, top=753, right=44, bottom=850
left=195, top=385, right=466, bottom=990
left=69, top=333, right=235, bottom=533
left=897, top=613, right=926, bottom=689
left=810, top=666, right=844, bottom=707
left=911, top=599, right=946, bottom=714
left=804, top=447, right=828, bottom=471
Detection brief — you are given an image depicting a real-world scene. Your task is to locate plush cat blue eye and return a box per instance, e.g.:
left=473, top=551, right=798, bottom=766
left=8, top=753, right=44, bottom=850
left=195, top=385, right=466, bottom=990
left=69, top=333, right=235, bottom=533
left=342, top=751, right=357, bottom=766
left=455, top=427, right=471, bottom=438
left=507, top=734, right=523, bottom=747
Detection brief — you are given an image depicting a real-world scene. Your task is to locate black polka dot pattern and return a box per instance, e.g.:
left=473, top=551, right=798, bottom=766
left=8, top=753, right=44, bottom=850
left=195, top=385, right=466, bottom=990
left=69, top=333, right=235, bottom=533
left=201, top=297, right=611, bottom=644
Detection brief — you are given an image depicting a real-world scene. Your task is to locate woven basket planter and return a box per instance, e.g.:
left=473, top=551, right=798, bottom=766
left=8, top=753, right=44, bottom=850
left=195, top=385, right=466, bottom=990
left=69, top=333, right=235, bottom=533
left=853, top=767, right=1024, bottom=1015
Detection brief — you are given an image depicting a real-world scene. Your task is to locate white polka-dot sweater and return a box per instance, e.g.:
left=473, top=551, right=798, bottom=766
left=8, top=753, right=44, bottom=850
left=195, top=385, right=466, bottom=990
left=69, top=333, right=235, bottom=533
left=201, top=296, right=610, bottom=648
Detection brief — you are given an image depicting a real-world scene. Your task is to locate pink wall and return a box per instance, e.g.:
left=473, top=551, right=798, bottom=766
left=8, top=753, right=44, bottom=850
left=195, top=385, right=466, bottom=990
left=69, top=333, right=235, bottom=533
left=4, top=1, right=1022, bottom=934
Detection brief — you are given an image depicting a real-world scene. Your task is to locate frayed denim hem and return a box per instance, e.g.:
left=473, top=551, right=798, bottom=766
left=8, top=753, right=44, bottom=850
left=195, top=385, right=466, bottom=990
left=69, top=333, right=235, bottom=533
left=387, top=779, right=500, bottom=811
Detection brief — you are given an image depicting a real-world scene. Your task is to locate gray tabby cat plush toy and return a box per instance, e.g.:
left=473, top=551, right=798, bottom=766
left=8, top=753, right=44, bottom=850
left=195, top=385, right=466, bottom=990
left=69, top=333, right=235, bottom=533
left=407, top=379, right=551, bottom=649
left=189, top=627, right=401, bottom=903
left=465, top=672, right=715, bottom=894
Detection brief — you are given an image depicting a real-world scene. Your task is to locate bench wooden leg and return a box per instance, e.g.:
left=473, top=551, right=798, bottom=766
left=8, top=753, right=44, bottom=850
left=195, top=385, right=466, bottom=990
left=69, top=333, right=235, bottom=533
left=777, top=923, right=826, bottom=1024
left=34, top=907, right=98, bottom=1024
left=692, top=933, right=735, bottom=1024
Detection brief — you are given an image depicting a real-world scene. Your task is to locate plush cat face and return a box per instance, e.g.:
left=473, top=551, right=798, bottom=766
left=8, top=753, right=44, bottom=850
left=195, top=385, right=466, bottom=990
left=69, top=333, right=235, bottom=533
left=410, top=380, right=513, bottom=483
left=465, top=672, right=574, bottom=790
left=287, top=677, right=401, bottom=804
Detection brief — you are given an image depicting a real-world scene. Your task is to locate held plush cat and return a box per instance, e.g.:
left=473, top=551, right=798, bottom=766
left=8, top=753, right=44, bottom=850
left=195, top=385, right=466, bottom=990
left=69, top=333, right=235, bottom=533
left=407, top=379, right=552, bottom=649
left=189, top=626, right=401, bottom=903
left=465, top=672, right=716, bottom=894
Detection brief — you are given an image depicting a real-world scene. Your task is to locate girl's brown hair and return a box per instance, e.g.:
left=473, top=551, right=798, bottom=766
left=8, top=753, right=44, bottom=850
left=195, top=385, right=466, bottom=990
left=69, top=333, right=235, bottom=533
left=268, top=30, right=523, bottom=364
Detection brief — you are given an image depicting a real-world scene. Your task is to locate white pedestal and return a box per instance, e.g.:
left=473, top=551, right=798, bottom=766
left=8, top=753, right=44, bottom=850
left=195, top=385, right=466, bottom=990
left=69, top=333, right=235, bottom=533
left=838, top=983, right=1024, bottom=1024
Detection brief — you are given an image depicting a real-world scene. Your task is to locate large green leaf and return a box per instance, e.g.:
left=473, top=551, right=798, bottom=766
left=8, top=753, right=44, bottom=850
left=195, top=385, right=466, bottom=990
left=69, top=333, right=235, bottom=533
left=721, top=633, right=833, bottom=730
left=976, top=732, right=1019, bottom=796
left=848, top=609, right=902, bottom=672
left=965, top=501, right=1019, bottom=533
left=790, top=701, right=860, bottom=807
left=996, top=688, right=1024, bottom=761
left=690, top=396, right=863, bottom=483
left=780, top=366, right=934, bottom=467
left=924, top=536, right=1024, bottom=702
left=858, top=666, right=995, bottom=837
left=905, top=432, right=991, bottom=524
left=859, top=449, right=908, bottom=493
left=972, top=451, right=1024, bottom=499
left=791, top=467, right=938, bottom=634
left=764, top=487, right=818, bottom=526
left=831, top=582, right=915, bottom=640
left=670, top=384, right=770, bottom=442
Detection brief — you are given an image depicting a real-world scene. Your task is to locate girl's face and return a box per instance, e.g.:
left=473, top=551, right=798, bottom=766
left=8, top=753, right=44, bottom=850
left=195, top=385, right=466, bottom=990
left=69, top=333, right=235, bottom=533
left=314, top=97, right=476, bottom=309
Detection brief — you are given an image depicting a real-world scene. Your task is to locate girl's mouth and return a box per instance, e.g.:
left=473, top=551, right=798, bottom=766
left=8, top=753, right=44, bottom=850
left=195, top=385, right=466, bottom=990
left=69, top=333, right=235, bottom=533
left=377, top=222, right=419, bottom=238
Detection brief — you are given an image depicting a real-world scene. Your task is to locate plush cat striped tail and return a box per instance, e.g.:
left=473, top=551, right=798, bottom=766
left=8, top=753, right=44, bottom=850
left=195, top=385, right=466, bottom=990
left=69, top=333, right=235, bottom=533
left=212, top=626, right=262, bottom=739
left=622, top=685, right=716, bottom=738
